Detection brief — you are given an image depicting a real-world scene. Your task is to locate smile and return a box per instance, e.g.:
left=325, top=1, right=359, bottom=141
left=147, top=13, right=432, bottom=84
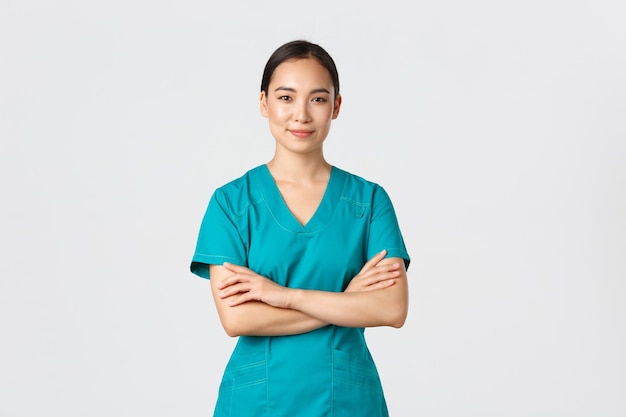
left=289, top=130, right=314, bottom=138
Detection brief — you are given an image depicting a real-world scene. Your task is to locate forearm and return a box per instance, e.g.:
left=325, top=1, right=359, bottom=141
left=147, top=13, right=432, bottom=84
left=217, top=299, right=327, bottom=337
left=288, top=284, right=408, bottom=328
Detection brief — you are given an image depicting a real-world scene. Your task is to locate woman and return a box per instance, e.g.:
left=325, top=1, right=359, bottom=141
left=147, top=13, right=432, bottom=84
left=190, top=39, right=410, bottom=417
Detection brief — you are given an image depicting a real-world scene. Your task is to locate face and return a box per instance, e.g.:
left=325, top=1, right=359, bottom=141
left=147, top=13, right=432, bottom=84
left=260, top=58, right=341, bottom=157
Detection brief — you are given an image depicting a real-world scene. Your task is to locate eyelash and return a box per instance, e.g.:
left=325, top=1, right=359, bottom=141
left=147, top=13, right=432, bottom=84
left=278, top=96, right=327, bottom=103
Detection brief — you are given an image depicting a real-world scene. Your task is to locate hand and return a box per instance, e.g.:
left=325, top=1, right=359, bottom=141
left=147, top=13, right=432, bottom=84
left=217, top=263, right=293, bottom=308
left=345, top=249, right=401, bottom=293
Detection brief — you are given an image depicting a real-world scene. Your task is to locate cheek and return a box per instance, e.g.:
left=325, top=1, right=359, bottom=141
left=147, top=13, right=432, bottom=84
left=268, top=105, right=289, bottom=121
left=314, top=107, right=334, bottom=123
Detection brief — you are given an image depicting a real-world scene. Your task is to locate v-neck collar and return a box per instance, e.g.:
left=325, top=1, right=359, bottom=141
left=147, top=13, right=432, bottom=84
left=254, top=164, right=344, bottom=233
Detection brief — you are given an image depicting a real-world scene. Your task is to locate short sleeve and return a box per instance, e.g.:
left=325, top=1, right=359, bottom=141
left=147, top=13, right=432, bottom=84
left=190, top=188, right=247, bottom=279
left=367, top=186, right=411, bottom=270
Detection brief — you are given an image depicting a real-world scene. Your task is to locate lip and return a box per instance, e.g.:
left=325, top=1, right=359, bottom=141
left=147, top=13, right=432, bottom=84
left=289, top=129, right=314, bottom=138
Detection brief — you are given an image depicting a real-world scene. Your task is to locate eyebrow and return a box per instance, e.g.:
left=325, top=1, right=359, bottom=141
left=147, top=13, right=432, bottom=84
left=273, top=86, right=331, bottom=95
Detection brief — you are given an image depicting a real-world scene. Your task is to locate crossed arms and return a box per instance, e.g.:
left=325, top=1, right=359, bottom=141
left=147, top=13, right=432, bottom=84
left=208, top=250, right=409, bottom=337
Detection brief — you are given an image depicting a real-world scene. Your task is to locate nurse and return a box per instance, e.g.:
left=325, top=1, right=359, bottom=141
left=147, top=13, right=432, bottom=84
left=191, top=39, right=410, bottom=417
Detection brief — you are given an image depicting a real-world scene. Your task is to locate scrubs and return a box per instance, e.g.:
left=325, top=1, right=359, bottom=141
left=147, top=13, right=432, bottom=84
left=191, top=164, right=410, bottom=417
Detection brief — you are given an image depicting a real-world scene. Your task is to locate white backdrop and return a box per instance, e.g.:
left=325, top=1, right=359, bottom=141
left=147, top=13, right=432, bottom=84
left=1, top=1, right=625, bottom=416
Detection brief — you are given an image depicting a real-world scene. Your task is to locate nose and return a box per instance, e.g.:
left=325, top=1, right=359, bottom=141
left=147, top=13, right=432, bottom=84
left=293, top=100, right=311, bottom=123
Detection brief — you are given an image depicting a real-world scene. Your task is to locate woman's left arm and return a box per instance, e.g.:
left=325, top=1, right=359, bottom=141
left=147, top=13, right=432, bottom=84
left=292, top=256, right=408, bottom=328
left=219, top=257, right=408, bottom=328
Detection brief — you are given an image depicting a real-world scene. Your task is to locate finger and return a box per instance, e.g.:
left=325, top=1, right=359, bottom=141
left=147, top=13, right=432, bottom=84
left=371, top=263, right=400, bottom=278
left=227, top=292, right=254, bottom=307
left=378, top=279, right=396, bottom=289
left=222, top=262, right=249, bottom=273
left=216, top=276, right=235, bottom=290
left=360, top=279, right=396, bottom=292
left=226, top=294, right=245, bottom=307
left=360, top=263, right=400, bottom=281
left=359, top=249, right=387, bottom=274
left=216, top=273, right=248, bottom=290
left=377, top=262, right=400, bottom=271
left=362, top=269, right=400, bottom=287
left=218, top=283, right=248, bottom=298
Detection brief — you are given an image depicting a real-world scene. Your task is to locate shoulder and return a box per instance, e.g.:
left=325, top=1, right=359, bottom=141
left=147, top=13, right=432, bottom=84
left=211, top=165, right=264, bottom=218
left=334, top=166, right=390, bottom=203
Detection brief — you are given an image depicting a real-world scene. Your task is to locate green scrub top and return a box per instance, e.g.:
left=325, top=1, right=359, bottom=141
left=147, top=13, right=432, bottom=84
left=191, top=164, right=410, bottom=417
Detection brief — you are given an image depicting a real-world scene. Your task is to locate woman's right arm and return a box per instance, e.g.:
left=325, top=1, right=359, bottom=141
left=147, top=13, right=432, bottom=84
left=210, top=263, right=327, bottom=337
left=209, top=251, right=398, bottom=337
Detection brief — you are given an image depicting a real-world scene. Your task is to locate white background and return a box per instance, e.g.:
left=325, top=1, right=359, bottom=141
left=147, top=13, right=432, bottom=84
left=1, top=1, right=625, bottom=416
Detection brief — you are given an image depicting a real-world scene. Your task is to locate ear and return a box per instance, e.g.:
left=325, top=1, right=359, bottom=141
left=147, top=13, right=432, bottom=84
left=260, top=91, right=269, bottom=118
left=332, top=94, right=342, bottom=119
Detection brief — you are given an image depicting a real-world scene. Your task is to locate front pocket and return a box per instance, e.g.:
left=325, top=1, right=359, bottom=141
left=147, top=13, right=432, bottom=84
left=332, top=349, right=388, bottom=417
left=215, top=358, right=268, bottom=417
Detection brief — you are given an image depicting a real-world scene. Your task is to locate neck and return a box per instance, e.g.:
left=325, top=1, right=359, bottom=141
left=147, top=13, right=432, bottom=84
left=266, top=153, right=331, bottom=183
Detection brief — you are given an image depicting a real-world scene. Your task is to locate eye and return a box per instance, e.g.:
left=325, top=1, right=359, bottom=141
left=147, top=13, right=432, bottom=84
left=278, top=95, right=292, bottom=101
left=312, top=97, right=327, bottom=103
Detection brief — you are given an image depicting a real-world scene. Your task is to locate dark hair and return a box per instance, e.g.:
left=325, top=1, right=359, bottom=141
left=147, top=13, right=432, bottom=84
left=260, top=40, right=340, bottom=99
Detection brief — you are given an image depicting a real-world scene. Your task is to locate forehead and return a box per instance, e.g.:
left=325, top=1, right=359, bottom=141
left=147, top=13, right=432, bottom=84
left=269, top=58, right=333, bottom=89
